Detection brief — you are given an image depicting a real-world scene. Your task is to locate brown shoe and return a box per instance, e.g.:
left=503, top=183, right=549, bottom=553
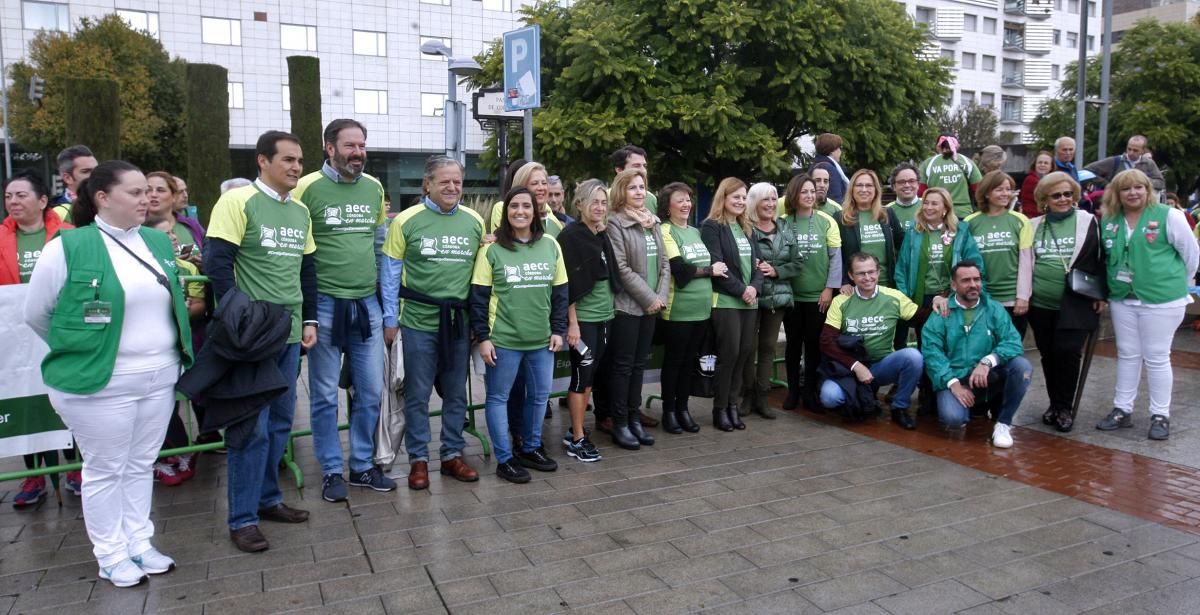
left=257, top=503, right=309, bottom=524
left=638, top=411, right=659, bottom=428
left=229, top=525, right=269, bottom=552
left=595, top=417, right=615, bottom=435
left=408, top=461, right=430, bottom=490
left=439, top=457, right=479, bottom=482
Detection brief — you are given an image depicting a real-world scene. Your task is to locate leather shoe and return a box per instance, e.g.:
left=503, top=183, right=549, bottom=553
left=407, top=461, right=430, bottom=490
left=782, top=389, right=800, bottom=411
left=661, top=409, right=682, bottom=434
left=230, top=525, right=269, bottom=553
left=677, top=407, right=700, bottom=433
left=440, top=457, right=479, bottom=482
left=595, top=416, right=615, bottom=435
left=713, top=408, right=733, bottom=432
left=891, top=408, right=916, bottom=430
left=1041, top=406, right=1057, bottom=426
left=727, top=406, right=746, bottom=430
left=258, top=503, right=309, bottom=524
left=611, top=425, right=641, bottom=450
left=1054, top=408, right=1075, bottom=433
left=638, top=411, right=658, bottom=428
left=628, top=416, right=656, bottom=445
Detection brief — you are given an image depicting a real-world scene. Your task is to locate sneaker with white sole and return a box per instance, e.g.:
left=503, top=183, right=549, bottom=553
left=131, top=547, right=176, bottom=574
left=992, top=422, right=1014, bottom=448
left=564, top=437, right=601, bottom=462
left=99, top=559, right=148, bottom=587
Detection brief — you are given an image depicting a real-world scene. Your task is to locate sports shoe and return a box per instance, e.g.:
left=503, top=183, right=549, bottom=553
left=516, top=447, right=558, bottom=472
left=991, top=423, right=1014, bottom=448
left=1149, top=415, right=1170, bottom=441
left=154, top=459, right=185, bottom=487
left=131, top=546, right=176, bottom=574
left=321, top=474, right=348, bottom=502
left=98, top=559, right=148, bottom=588
left=561, top=428, right=592, bottom=446
left=496, top=460, right=531, bottom=484
left=349, top=466, right=397, bottom=492
left=565, top=437, right=601, bottom=462
left=64, top=470, right=83, bottom=496
left=13, top=476, right=46, bottom=509
left=1096, top=408, right=1133, bottom=431
left=175, top=453, right=197, bottom=482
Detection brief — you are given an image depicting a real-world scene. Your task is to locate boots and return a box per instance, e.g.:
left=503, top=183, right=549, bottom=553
left=712, top=407, right=733, bottom=432
left=782, top=387, right=801, bottom=411
left=676, top=401, right=700, bottom=433
left=628, top=413, right=656, bottom=445
left=752, top=390, right=776, bottom=420
left=611, top=411, right=641, bottom=450
left=661, top=406, right=682, bottom=434
left=727, top=405, right=746, bottom=430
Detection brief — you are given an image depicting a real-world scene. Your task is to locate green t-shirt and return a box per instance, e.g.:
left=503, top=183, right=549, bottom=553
left=643, top=228, right=659, bottom=294
left=661, top=222, right=712, bottom=321
left=825, top=286, right=918, bottom=362
left=966, top=211, right=1033, bottom=303
left=1031, top=213, right=1076, bottom=310
left=920, top=153, right=982, bottom=219
left=714, top=224, right=754, bottom=310
left=16, top=228, right=46, bottom=283
left=381, top=203, right=485, bottom=333
left=207, top=184, right=316, bottom=343
left=857, top=211, right=891, bottom=286
left=574, top=247, right=615, bottom=323
left=172, top=221, right=198, bottom=256
left=471, top=237, right=568, bottom=350
left=922, top=229, right=952, bottom=296
left=887, top=199, right=922, bottom=235
left=789, top=210, right=842, bottom=302
left=819, top=198, right=842, bottom=218
left=294, top=171, right=387, bottom=298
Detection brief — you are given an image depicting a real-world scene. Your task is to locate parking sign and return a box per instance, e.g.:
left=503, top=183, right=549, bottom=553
left=503, top=25, right=541, bottom=111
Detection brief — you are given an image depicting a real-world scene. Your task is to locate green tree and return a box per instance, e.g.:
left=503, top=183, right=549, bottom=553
left=1031, top=18, right=1200, bottom=192
left=471, top=0, right=952, bottom=186
left=3, top=15, right=187, bottom=171
left=186, top=64, right=231, bottom=226
left=63, top=78, right=121, bottom=160
left=938, top=102, right=1000, bottom=151
left=287, top=56, right=323, bottom=175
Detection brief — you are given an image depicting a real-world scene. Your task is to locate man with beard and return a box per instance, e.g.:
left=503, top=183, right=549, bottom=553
left=919, top=134, right=982, bottom=220
left=293, top=119, right=395, bottom=502
left=886, top=163, right=922, bottom=235
left=809, top=163, right=843, bottom=218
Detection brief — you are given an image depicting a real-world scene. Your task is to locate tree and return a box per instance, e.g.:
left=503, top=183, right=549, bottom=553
left=186, top=64, right=231, bottom=226
left=63, top=78, right=121, bottom=160
left=1031, top=18, right=1200, bottom=192
left=470, top=0, right=952, bottom=186
left=287, top=56, right=323, bottom=175
left=938, top=102, right=999, bottom=151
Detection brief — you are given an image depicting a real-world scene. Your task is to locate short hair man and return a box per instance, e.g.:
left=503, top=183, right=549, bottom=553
left=206, top=130, right=317, bottom=553
left=921, top=260, right=1033, bottom=448
left=812, top=133, right=848, bottom=204
left=1084, top=134, right=1165, bottom=191
left=611, top=144, right=657, bottom=211
left=51, top=145, right=98, bottom=222
left=546, top=174, right=573, bottom=224
left=808, top=163, right=843, bottom=217
left=886, top=162, right=922, bottom=233
left=1053, top=136, right=1079, bottom=182
left=293, top=119, right=395, bottom=502
left=820, top=253, right=923, bottom=429
left=918, top=134, right=982, bottom=220
left=381, top=156, right=485, bottom=490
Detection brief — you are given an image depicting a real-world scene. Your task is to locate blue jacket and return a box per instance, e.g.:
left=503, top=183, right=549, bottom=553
left=920, top=295, right=1024, bottom=391
left=894, top=226, right=984, bottom=300
left=812, top=154, right=847, bottom=204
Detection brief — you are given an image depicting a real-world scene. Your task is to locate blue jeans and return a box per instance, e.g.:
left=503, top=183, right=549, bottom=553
left=819, top=348, right=923, bottom=410
left=937, top=356, right=1034, bottom=428
left=401, top=326, right=469, bottom=463
left=484, top=347, right=553, bottom=464
left=308, top=293, right=384, bottom=475
left=227, top=342, right=300, bottom=530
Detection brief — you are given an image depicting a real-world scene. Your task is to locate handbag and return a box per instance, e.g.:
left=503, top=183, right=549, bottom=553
left=1066, top=269, right=1107, bottom=301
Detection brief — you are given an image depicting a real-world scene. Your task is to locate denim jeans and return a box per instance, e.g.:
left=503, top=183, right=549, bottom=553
left=484, top=347, right=553, bottom=464
left=936, top=356, right=1034, bottom=427
left=401, top=325, right=469, bottom=463
left=308, top=293, right=384, bottom=475
left=819, top=347, right=923, bottom=410
left=227, top=342, right=300, bottom=530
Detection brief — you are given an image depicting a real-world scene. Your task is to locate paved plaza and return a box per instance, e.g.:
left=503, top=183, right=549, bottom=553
left=4, top=328, right=1200, bottom=614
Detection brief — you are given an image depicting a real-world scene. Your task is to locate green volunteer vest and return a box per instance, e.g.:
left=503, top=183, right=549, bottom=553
left=1103, top=203, right=1188, bottom=304
left=42, top=226, right=193, bottom=394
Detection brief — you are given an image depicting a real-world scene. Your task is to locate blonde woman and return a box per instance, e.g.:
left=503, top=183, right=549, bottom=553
left=965, top=170, right=1034, bottom=336
left=488, top=161, right=565, bottom=237
left=837, top=169, right=904, bottom=293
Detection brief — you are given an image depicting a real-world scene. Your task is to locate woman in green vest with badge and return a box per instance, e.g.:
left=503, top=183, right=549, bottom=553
left=781, top=174, right=843, bottom=411
left=702, top=177, right=764, bottom=431
left=656, top=182, right=726, bottom=434
left=964, top=170, right=1034, bottom=336
left=1095, top=169, right=1199, bottom=441
left=24, top=160, right=192, bottom=588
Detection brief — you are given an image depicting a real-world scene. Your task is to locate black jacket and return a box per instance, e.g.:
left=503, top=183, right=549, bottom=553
left=700, top=219, right=764, bottom=301
left=559, top=221, right=621, bottom=305
left=836, top=207, right=906, bottom=286
left=816, top=334, right=880, bottom=420
left=176, top=287, right=293, bottom=447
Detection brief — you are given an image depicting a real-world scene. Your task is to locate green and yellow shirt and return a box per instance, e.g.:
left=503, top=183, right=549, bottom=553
left=294, top=169, right=387, bottom=298
left=471, top=237, right=569, bottom=350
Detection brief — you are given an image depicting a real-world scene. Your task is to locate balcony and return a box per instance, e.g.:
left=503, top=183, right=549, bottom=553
left=1003, top=33, right=1025, bottom=51
left=1004, top=0, right=1053, bottom=18
left=1002, top=73, right=1025, bottom=87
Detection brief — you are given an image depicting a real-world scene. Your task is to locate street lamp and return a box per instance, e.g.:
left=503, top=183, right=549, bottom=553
left=420, top=40, right=481, bottom=166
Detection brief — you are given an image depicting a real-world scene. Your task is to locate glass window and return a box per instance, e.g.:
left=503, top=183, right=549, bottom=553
left=982, top=55, right=996, bottom=72
left=282, top=85, right=290, bottom=111
left=914, top=7, right=934, bottom=24
left=983, top=17, right=997, bottom=35
left=420, top=36, right=451, bottom=61
left=1066, top=31, right=1078, bottom=48
left=1053, top=29, right=1061, bottom=45
left=981, top=92, right=995, bottom=107
left=421, top=93, right=444, bottom=117
left=963, top=14, right=977, bottom=32
left=421, top=0, right=450, bottom=5
left=1088, top=1, right=1096, bottom=16
left=353, top=30, right=387, bottom=57
left=1087, top=35, right=1095, bottom=51
left=116, top=9, right=158, bottom=38
left=1001, top=96, right=1021, bottom=122
left=281, top=24, right=317, bottom=51
left=962, top=52, right=976, bottom=70
left=228, top=82, right=244, bottom=109
left=1054, top=0, right=1063, bottom=9
left=1068, top=0, right=1079, bottom=13
left=354, top=89, right=388, bottom=115
left=482, top=0, right=512, bottom=10
left=23, top=1, right=69, bottom=31
left=1051, top=64, right=1060, bottom=80
left=202, top=17, right=241, bottom=46
left=961, top=90, right=975, bottom=106
left=940, top=49, right=955, bottom=61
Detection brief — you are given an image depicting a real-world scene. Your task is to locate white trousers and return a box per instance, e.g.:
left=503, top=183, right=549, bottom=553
left=49, top=363, right=178, bottom=567
left=1110, top=301, right=1185, bottom=417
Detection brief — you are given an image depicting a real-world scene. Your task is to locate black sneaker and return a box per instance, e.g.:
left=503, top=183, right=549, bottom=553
left=1096, top=408, right=1133, bottom=431
left=564, top=437, right=601, bottom=463
left=561, top=428, right=591, bottom=446
left=348, top=466, right=397, bottom=492
left=1149, top=415, right=1170, bottom=440
left=321, top=473, right=348, bottom=502
left=497, top=460, right=531, bottom=484
left=516, top=447, right=558, bottom=472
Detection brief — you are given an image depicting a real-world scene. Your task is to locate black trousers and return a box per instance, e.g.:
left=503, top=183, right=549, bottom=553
left=1005, top=305, right=1029, bottom=339
left=606, top=312, right=657, bottom=421
left=711, top=308, right=759, bottom=408
left=783, top=301, right=824, bottom=397
left=1027, top=306, right=1090, bottom=411
left=658, top=319, right=708, bottom=412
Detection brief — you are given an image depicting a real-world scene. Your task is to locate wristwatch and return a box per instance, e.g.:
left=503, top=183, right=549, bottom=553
left=979, top=355, right=996, bottom=368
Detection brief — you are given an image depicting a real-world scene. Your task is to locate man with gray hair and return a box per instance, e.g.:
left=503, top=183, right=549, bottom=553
left=220, top=178, right=253, bottom=194
left=50, top=144, right=98, bottom=222
left=380, top=155, right=485, bottom=490
left=547, top=175, right=573, bottom=224
left=1085, top=134, right=1165, bottom=191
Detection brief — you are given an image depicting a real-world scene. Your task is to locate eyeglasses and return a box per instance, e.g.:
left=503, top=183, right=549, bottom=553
left=1048, top=191, right=1074, bottom=200
left=894, top=179, right=918, bottom=185
left=851, top=270, right=878, bottom=278
left=853, top=183, right=875, bottom=189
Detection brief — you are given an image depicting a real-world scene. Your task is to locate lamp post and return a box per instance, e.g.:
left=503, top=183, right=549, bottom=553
left=420, top=40, right=481, bottom=166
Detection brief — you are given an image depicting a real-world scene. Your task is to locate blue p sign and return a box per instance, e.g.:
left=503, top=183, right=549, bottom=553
left=503, top=25, right=541, bottom=111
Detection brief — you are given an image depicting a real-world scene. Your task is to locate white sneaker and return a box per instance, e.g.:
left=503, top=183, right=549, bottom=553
left=131, top=546, right=176, bottom=574
left=992, top=423, right=1014, bottom=448
left=98, top=559, right=148, bottom=587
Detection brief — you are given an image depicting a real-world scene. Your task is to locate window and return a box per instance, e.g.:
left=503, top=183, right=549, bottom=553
left=1087, top=0, right=1096, bottom=16
left=940, top=49, right=955, bottom=61
left=1053, top=29, right=1061, bottom=45
left=1051, top=64, right=1060, bottom=80
left=1002, top=59, right=1022, bottom=85
left=202, top=17, right=241, bottom=45
left=914, top=7, right=934, bottom=25
left=981, top=92, right=995, bottom=108
left=963, top=14, right=977, bottom=32
left=1087, top=35, right=1095, bottom=50
left=23, top=1, right=69, bottom=31
left=481, top=0, right=512, bottom=10
left=282, top=85, right=290, bottom=111
left=354, top=89, right=388, bottom=114
left=982, top=55, right=996, bottom=72
left=1066, top=31, right=1078, bottom=48
left=281, top=24, right=317, bottom=51
left=116, top=9, right=158, bottom=38
left=421, top=0, right=450, bottom=5
left=983, top=17, right=997, bottom=35
left=421, top=93, right=444, bottom=117
left=961, top=90, right=975, bottom=106
left=1001, top=96, right=1022, bottom=122
left=1054, top=0, right=1063, bottom=9
left=353, top=30, right=387, bottom=56
left=962, top=52, right=976, bottom=70
left=1068, top=0, right=1079, bottom=13
left=228, top=82, right=244, bottom=109
left=1004, top=23, right=1023, bottom=48
left=420, top=36, right=451, bottom=61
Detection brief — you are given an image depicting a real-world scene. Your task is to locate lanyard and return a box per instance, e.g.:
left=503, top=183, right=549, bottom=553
left=1040, top=219, right=1071, bottom=274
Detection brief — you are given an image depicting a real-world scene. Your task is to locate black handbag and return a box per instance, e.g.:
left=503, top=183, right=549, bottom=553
left=1066, top=269, right=1107, bottom=301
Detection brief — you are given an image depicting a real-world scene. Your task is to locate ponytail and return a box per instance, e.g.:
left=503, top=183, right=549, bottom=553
left=71, top=178, right=98, bottom=228
left=69, top=160, right=142, bottom=228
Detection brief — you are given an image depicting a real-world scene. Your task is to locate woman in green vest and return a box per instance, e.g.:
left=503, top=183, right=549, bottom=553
left=964, top=170, right=1034, bottom=336
left=656, top=182, right=725, bottom=433
left=1095, top=169, right=1199, bottom=441
left=24, top=160, right=193, bottom=588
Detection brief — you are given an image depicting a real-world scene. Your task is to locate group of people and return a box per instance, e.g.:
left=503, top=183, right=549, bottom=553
left=3, top=124, right=1197, bottom=589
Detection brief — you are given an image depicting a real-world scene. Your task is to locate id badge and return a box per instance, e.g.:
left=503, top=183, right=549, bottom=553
left=1115, top=267, right=1133, bottom=284
left=83, top=300, right=113, bottom=324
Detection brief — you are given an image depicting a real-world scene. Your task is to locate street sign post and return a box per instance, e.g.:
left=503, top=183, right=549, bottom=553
left=472, top=88, right=523, bottom=122
left=503, top=25, right=540, bottom=160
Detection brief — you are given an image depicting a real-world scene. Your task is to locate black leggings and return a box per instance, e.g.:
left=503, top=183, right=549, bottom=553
left=783, top=302, right=824, bottom=395
left=568, top=320, right=609, bottom=393
left=606, top=312, right=657, bottom=421
left=658, top=319, right=708, bottom=411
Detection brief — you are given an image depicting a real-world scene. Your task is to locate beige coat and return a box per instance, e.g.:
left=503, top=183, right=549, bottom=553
left=606, top=209, right=671, bottom=315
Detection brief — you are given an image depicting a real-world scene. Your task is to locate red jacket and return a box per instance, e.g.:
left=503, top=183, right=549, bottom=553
left=1019, top=173, right=1042, bottom=219
left=0, top=211, right=72, bottom=285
